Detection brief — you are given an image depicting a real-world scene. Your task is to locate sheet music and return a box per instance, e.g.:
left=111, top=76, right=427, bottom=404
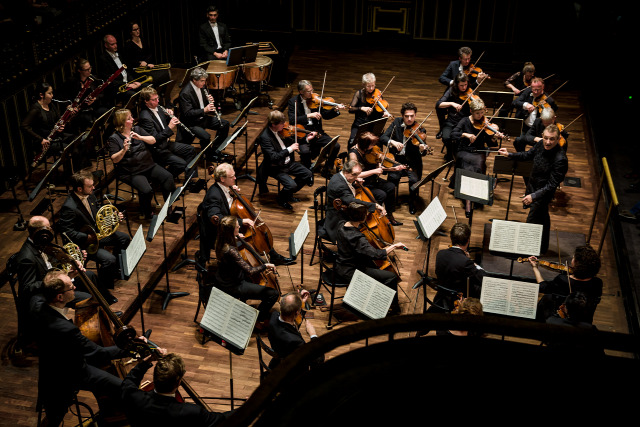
left=343, top=270, right=396, bottom=319
left=489, top=220, right=543, bottom=256
left=148, top=196, right=171, bottom=241
left=291, top=210, right=310, bottom=256
left=480, top=277, right=538, bottom=319
left=200, top=287, right=258, bottom=350
left=459, top=174, right=489, bottom=200
left=417, top=196, right=447, bottom=238
left=123, top=224, right=146, bottom=277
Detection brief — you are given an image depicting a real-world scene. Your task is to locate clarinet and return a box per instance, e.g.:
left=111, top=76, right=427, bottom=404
left=202, top=87, right=221, bottom=120
left=31, top=77, right=95, bottom=167
left=158, top=105, right=195, bottom=137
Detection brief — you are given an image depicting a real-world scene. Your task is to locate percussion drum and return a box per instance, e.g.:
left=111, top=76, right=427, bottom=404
left=242, top=55, right=273, bottom=83
left=206, top=60, right=238, bottom=90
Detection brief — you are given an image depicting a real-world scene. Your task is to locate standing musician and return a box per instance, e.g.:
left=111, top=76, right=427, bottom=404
left=430, top=223, right=486, bottom=313
left=198, top=163, right=295, bottom=266
left=436, top=73, right=474, bottom=161
left=513, top=77, right=558, bottom=135
left=515, top=106, right=569, bottom=153
left=258, top=110, right=315, bottom=210
left=348, top=72, right=392, bottom=147
left=122, top=352, right=235, bottom=426
left=267, top=291, right=324, bottom=369
left=107, top=108, right=176, bottom=220
left=335, top=202, right=407, bottom=314
left=287, top=79, right=343, bottom=174
left=97, top=34, right=143, bottom=105
left=199, top=5, right=231, bottom=61
left=379, top=102, right=430, bottom=214
left=348, top=132, right=403, bottom=226
left=498, top=124, right=568, bottom=254
left=526, top=245, right=602, bottom=323
left=451, top=97, right=505, bottom=217
left=58, top=171, right=130, bottom=304
left=139, top=87, right=197, bottom=178
left=325, top=159, right=386, bottom=243
left=123, top=21, right=171, bottom=88
left=214, top=216, right=279, bottom=329
left=29, top=270, right=131, bottom=426
left=178, top=66, right=230, bottom=162
left=504, top=62, right=536, bottom=96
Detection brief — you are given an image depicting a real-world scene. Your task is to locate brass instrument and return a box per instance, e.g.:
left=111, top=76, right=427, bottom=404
left=84, top=202, right=122, bottom=254
left=118, top=74, right=153, bottom=93
left=133, top=63, right=171, bottom=73
left=57, top=233, right=85, bottom=273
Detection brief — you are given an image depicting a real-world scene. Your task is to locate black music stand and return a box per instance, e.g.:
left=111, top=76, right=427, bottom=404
left=355, top=116, right=388, bottom=139
left=493, top=156, right=533, bottom=221
left=86, top=107, right=115, bottom=197
left=226, top=44, right=259, bottom=67
left=230, top=96, right=258, bottom=181
left=170, top=173, right=196, bottom=272
left=491, top=117, right=523, bottom=140
left=454, top=168, right=495, bottom=227
left=411, top=160, right=455, bottom=202
left=311, top=135, right=340, bottom=182
left=479, top=90, right=515, bottom=116
left=186, top=134, right=224, bottom=193
left=6, top=173, right=27, bottom=231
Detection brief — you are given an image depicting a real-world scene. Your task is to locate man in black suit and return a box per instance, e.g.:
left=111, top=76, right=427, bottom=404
left=432, top=223, right=486, bottom=313
left=30, top=270, right=129, bottom=426
left=97, top=34, right=143, bottom=106
left=122, top=353, right=233, bottom=426
left=267, top=291, right=324, bottom=369
left=512, top=77, right=558, bottom=136
left=178, top=66, right=230, bottom=161
left=199, top=5, right=231, bottom=61
left=139, top=87, right=197, bottom=178
left=287, top=79, right=343, bottom=173
left=325, top=159, right=384, bottom=242
left=258, top=110, right=314, bottom=210
left=58, top=171, right=130, bottom=304
left=198, top=163, right=294, bottom=266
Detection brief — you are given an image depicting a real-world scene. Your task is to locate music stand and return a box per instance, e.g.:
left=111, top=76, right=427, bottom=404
left=229, top=96, right=258, bottom=181
left=86, top=107, right=115, bottom=196
left=311, top=135, right=340, bottom=177
left=493, top=156, right=533, bottom=221
left=491, top=117, right=523, bottom=140
left=411, top=160, right=455, bottom=201
left=454, top=168, right=495, bottom=227
left=170, top=172, right=196, bottom=272
left=226, top=44, right=259, bottom=67
left=479, top=90, right=515, bottom=115
left=354, top=117, right=388, bottom=141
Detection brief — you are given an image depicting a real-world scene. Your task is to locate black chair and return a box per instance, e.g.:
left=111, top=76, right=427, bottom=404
left=313, top=242, right=349, bottom=330
left=36, top=389, right=95, bottom=427
left=193, top=256, right=214, bottom=324
left=251, top=147, right=280, bottom=202
left=309, top=185, right=335, bottom=266
left=256, top=334, right=280, bottom=382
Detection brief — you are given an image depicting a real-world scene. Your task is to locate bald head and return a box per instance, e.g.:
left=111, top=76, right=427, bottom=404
left=104, top=35, right=118, bottom=53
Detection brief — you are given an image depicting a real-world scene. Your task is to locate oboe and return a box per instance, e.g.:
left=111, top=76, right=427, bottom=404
left=158, top=105, right=195, bottom=137
left=203, top=87, right=221, bottom=120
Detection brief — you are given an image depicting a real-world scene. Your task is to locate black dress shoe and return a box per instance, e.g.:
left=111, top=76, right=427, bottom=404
left=272, top=255, right=296, bottom=266
left=289, top=197, right=301, bottom=203
left=307, top=176, right=314, bottom=187
left=409, top=204, right=417, bottom=215
left=388, top=215, right=403, bottom=226
left=278, top=200, right=294, bottom=210
left=436, top=131, right=443, bottom=139
left=115, top=311, right=123, bottom=318
left=104, top=290, right=118, bottom=305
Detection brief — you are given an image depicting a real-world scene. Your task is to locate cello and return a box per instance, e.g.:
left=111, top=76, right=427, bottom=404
left=237, top=235, right=281, bottom=294
left=229, top=187, right=274, bottom=255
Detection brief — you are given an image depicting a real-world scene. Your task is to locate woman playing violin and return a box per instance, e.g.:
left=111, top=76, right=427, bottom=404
left=380, top=102, right=430, bottom=214
left=451, top=98, right=505, bottom=216
left=525, top=245, right=603, bottom=323
left=214, top=216, right=279, bottom=327
left=287, top=79, right=343, bottom=173
left=349, top=131, right=403, bottom=226
left=348, top=73, right=392, bottom=147
left=336, top=202, right=407, bottom=314
left=504, top=62, right=536, bottom=96
left=436, top=73, right=473, bottom=161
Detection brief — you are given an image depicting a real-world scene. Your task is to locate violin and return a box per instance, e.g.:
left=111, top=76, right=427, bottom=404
left=364, top=145, right=408, bottom=170
left=458, top=87, right=480, bottom=103
left=306, top=93, right=345, bottom=110
left=401, top=118, right=434, bottom=155
left=229, top=187, right=274, bottom=255
left=464, top=63, right=487, bottom=79
left=237, top=236, right=281, bottom=294
left=279, top=122, right=314, bottom=139
left=365, top=88, right=391, bottom=115
left=516, top=257, right=573, bottom=274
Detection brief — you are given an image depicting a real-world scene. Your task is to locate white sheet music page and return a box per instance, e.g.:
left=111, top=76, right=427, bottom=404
left=200, top=287, right=259, bottom=350
left=292, top=210, right=310, bottom=256
left=418, top=196, right=447, bottom=239
left=480, top=277, right=538, bottom=319
left=489, top=220, right=542, bottom=256
left=344, top=270, right=396, bottom=319
left=459, top=174, right=489, bottom=200
left=123, top=224, right=146, bottom=277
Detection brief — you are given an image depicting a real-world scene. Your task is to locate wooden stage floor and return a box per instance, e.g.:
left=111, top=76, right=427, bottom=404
left=0, top=45, right=630, bottom=425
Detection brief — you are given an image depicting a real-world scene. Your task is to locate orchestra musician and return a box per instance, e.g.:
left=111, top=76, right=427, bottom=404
left=336, top=202, right=406, bottom=314
left=430, top=223, right=486, bottom=313
left=178, top=66, right=230, bottom=162
left=436, top=73, right=473, bottom=161
left=379, top=102, right=430, bottom=214
left=348, top=131, right=402, bottom=226
left=513, top=77, right=558, bottom=136
left=526, top=245, right=602, bottom=323
left=29, top=270, right=131, bottom=426
left=498, top=124, right=568, bottom=254
left=515, top=106, right=569, bottom=153
left=124, top=21, right=170, bottom=87
left=451, top=97, right=505, bottom=217
left=287, top=79, right=343, bottom=174
left=257, top=110, right=315, bottom=210
left=58, top=171, right=130, bottom=304
left=325, top=159, right=386, bottom=243
left=122, top=353, right=235, bottom=426
left=198, top=163, right=295, bottom=266
left=504, top=62, right=536, bottom=96
left=267, top=291, right=324, bottom=369
left=97, top=34, right=143, bottom=105
left=61, top=58, right=108, bottom=134
left=199, top=5, right=231, bottom=61
left=214, top=216, right=279, bottom=329
left=138, top=86, right=197, bottom=178
left=348, top=72, right=391, bottom=147
left=107, top=108, right=176, bottom=220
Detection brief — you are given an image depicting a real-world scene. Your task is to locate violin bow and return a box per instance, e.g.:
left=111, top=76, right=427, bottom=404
left=562, top=113, right=584, bottom=131
left=460, top=78, right=486, bottom=108
left=544, top=80, right=569, bottom=101
left=372, top=75, right=395, bottom=106
left=403, top=110, right=433, bottom=147
left=542, top=73, right=556, bottom=81
left=318, top=70, right=327, bottom=111
left=472, top=51, right=485, bottom=69
left=475, top=103, right=504, bottom=137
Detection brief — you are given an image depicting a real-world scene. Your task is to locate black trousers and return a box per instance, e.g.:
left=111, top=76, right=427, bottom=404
left=270, top=162, right=313, bottom=202
left=118, top=165, right=175, bottom=218
left=217, top=280, right=279, bottom=321
left=526, top=196, right=551, bottom=254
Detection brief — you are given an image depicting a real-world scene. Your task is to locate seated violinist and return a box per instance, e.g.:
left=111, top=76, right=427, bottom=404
left=513, top=77, right=558, bottom=135
left=504, top=61, right=536, bottom=96
left=214, top=216, right=279, bottom=330
left=515, top=106, right=569, bottom=153
left=258, top=110, right=315, bottom=210
left=451, top=97, right=505, bottom=217
left=348, top=73, right=392, bottom=147
left=122, top=352, right=235, bottom=426
left=198, top=162, right=294, bottom=266
left=287, top=79, right=343, bottom=174
left=336, top=202, right=407, bottom=314
left=526, top=245, right=602, bottom=324
left=439, top=46, right=488, bottom=89
left=436, top=73, right=473, bottom=161
left=379, top=102, right=430, bottom=214
left=348, top=132, right=403, bottom=226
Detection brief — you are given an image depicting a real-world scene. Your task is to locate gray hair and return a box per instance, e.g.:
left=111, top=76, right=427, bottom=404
left=190, top=67, right=208, bottom=81
left=297, top=80, right=312, bottom=92
left=362, top=73, right=376, bottom=86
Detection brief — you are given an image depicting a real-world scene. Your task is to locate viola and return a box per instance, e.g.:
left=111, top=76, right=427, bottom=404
left=306, top=93, right=345, bottom=110
left=229, top=187, right=274, bottom=255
